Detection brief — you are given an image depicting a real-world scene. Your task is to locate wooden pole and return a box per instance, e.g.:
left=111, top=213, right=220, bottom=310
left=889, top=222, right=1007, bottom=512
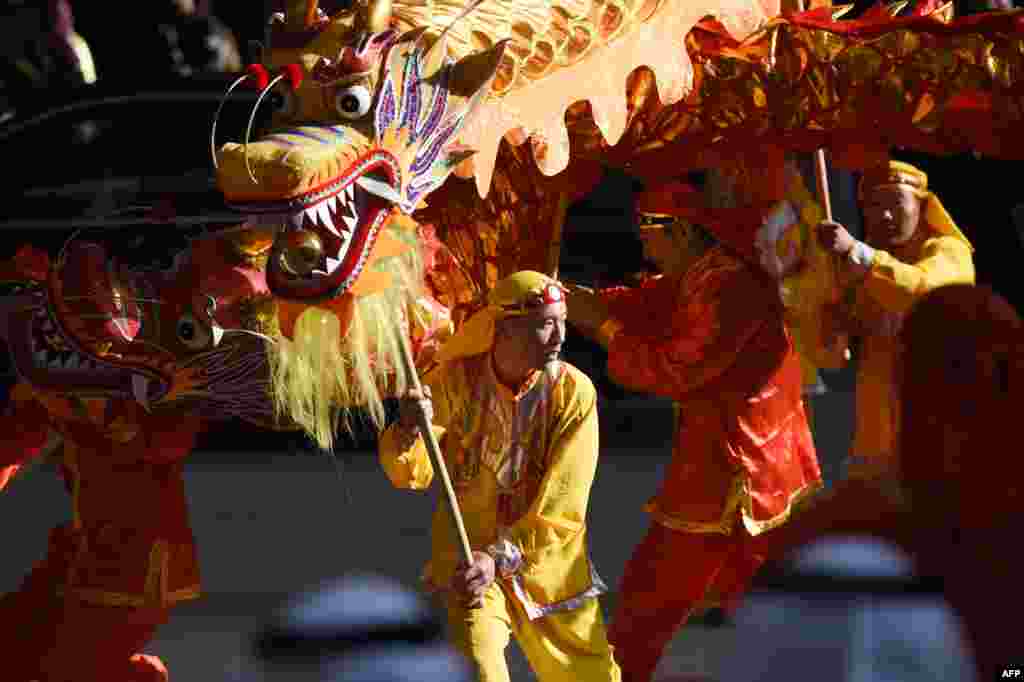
left=813, top=150, right=833, bottom=222
left=547, top=191, right=570, bottom=280
left=796, top=0, right=850, bottom=363
left=392, top=325, right=474, bottom=565
left=814, top=150, right=851, bottom=362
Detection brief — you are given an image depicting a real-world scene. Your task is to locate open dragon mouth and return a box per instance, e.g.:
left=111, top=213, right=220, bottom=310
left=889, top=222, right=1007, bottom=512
left=10, top=299, right=171, bottom=408
left=228, top=152, right=402, bottom=302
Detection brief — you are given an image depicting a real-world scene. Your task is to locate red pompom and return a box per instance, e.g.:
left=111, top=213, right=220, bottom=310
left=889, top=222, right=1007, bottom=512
left=280, top=63, right=304, bottom=91
left=245, top=63, right=270, bottom=90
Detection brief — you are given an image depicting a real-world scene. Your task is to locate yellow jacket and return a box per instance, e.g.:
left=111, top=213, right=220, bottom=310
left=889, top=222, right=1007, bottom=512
left=379, top=355, right=607, bottom=620
left=851, top=231, right=975, bottom=462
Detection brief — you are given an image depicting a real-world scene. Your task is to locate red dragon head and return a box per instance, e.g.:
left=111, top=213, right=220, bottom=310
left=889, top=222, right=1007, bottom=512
left=0, top=235, right=282, bottom=430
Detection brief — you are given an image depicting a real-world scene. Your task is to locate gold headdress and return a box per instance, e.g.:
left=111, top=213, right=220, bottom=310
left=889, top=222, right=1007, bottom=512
left=858, top=160, right=972, bottom=250
left=433, top=271, right=566, bottom=365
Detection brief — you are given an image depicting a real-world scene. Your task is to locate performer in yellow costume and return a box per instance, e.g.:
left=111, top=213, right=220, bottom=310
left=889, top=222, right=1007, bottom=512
left=816, top=160, right=975, bottom=476
left=379, top=271, right=620, bottom=682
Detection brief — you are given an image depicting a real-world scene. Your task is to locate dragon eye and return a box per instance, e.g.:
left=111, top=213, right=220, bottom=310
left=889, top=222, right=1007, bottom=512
left=176, top=313, right=212, bottom=350
left=333, top=85, right=371, bottom=119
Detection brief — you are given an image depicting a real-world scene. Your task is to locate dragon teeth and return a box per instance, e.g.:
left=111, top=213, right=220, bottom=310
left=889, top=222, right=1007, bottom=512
left=325, top=257, right=341, bottom=273
left=341, top=213, right=357, bottom=234
left=316, top=201, right=334, bottom=231
left=345, top=184, right=355, bottom=203
left=325, top=194, right=339, bottom=214
left=323, top=221, right=342, bottom=239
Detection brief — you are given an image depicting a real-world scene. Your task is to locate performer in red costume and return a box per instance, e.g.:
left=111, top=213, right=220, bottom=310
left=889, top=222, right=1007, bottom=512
left=568, top=181, right=822, bottom=682
left=0, top=236, right=270, bottom=682
left=0, top=399, right=200, bottom=682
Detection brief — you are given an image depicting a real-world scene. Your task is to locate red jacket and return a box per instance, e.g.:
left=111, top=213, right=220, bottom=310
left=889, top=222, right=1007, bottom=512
left=602, top=248, right=821, bottom=534
left=7, top=388, right=203, bottom=609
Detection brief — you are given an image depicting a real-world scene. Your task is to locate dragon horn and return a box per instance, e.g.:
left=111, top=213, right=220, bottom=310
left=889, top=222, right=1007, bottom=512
left=284, top=0, right=320, bottom=28
left=360, top=0, right=392, bottom=34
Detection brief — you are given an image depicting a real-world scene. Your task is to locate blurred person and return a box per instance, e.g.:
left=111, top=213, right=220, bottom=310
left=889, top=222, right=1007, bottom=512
left=380, top=271, right=621, bottom=682
left=722, top=535, right=977, bottom=682
left=248, top=573, right=474, bottom=682
left=766, top=283, right=1023, bottom=680
left=816, top=160, right=975, bottom=479
left=567, top=182, right=821, bottom=682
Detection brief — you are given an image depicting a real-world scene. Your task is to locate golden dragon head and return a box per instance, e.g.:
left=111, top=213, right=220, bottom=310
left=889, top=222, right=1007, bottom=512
left=214, top=0, right=505, bottom=306
left=211, top=0, right=505, bottom=447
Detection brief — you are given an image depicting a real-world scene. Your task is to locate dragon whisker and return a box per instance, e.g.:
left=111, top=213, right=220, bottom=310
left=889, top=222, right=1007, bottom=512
left=61, top=296, right=166, bottom=304
left=222, top=328, right=279, bottom=345
left=57, top=226, right=88, bottom=269
left=244, top=73, right=288, bottom=185
left=211, top=73, right=254, bottom=172
left=438, top=0, right=487, bottom=43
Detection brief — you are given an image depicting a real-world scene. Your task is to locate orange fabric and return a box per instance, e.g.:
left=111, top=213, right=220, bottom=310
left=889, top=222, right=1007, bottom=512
left=603, top=247, right=820, bottom=533
left=0, top=409, right=199, bottom=679
left=51, top=415, right=203, bottom=606
left=599, top=274, right=684, bottom=330
left=0, top=547, right=170, bottom=681
left=347, top=228, right=412, bottom=297
left=608, top=523, right=777, bottom=682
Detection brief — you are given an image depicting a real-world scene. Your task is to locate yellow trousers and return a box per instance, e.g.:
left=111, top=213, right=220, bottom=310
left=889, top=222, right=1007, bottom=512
left=444, top=582, right=621, bottom=682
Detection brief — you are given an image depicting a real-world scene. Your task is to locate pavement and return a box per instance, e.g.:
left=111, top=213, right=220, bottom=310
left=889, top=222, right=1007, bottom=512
left=1, top=390, right=855, bottom=681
